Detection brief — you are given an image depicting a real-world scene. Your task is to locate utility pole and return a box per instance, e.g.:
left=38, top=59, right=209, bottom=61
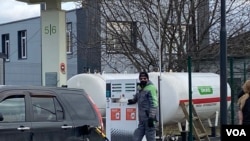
left=220, top=0, right=228, bottom=131
left=157, top=0, right=164, bottom=140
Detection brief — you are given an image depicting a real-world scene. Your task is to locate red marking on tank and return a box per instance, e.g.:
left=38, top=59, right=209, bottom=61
left=179, top=97, right=231, bottom=104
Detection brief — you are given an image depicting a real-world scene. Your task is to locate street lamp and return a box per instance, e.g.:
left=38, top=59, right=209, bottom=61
left=220, top=0, right=227, bottom=133
left=157, top=1, right=164, bottom=141
left=158, top=0, right=161, bottom=74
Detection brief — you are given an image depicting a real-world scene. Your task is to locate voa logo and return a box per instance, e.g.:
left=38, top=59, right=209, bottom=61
left=226, top=129, right=246, bottom=136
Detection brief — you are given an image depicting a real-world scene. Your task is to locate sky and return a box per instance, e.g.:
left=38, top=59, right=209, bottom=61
left=0, top=0, right=77, bottom=24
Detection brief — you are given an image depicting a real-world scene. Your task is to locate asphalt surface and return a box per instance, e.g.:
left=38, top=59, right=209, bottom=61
left=158, top=135, right=221, bottom=141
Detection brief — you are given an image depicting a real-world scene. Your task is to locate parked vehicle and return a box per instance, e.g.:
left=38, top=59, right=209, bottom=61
left=0, top=85, right=106, bottom=141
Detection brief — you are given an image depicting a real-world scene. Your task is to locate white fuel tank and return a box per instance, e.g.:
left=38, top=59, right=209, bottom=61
left=67, top=72, right=231, bottom=125
left=148, top=72, right=231, bottom=125
left=66, top=73, right=138, bottom=116
left=66, top=73, right=106, bottom=116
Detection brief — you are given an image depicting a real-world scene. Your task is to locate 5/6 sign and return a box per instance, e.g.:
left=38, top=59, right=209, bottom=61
left=44, top=24, right=57, bottom=35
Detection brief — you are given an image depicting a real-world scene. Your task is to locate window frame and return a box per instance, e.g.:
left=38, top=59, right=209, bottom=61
left=0, top=95, right=26, bottom=122
left=106, top=21, right=137, bottom=54
left=1, top=34, right=10, bottom=61
left=18, top=30, right=27, bottom=59
left=31, top=95, right=64, bottom=122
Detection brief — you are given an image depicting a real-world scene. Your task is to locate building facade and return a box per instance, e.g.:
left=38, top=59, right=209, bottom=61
left=0, top=8, right=101, bottom=85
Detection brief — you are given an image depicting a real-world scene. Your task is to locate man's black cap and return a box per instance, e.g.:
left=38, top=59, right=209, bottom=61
left=139, top=72, right=149, bottom=79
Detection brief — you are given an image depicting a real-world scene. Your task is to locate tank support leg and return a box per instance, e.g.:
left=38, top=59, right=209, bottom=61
left=208, top=111, right=219, bottom=137
left=178, top=121, right=189, bottom=141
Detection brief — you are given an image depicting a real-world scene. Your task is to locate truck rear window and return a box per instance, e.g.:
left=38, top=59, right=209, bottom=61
left=61, top=93, right=96, bottom=120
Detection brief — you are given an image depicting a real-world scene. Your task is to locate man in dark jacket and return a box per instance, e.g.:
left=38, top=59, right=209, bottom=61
left=128, top=72, right=158, bottom=141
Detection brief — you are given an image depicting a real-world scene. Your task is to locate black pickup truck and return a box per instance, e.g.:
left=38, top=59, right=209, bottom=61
left=0, top=85, right=106, bottom=141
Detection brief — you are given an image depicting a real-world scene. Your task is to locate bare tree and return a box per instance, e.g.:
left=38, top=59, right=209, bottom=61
left=76, top=0, right=250, bottom=73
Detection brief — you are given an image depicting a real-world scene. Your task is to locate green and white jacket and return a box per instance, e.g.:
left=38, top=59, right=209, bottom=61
left=131, top=80, right=158, bottom=122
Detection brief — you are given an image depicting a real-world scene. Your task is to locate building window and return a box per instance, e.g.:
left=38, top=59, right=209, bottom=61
left=66, top=22, right=72, bottom=54
left=18, top=30, right=27, bottom=59
left=1, top=34, right=10, bottom=61
left=165, top=25, right=187, bottom=55
left=106, top=21, right=137, bottom=53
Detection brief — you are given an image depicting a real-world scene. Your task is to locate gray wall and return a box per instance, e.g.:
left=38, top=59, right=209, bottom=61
left=1, top=17, right=41, bottom=85
left=0, top=10, right=79, bottom=86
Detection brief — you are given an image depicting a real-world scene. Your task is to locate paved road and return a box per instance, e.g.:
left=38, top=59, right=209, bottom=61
left=157, top=136, right=221, bottom=141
